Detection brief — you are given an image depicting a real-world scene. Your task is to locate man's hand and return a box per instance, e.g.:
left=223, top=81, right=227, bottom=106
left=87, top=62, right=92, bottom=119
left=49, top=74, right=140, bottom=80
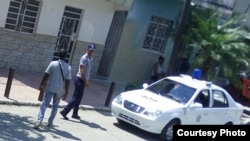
left=62, top=93, right=68, bottom=101
left=85, top=80, right=90, bottom=87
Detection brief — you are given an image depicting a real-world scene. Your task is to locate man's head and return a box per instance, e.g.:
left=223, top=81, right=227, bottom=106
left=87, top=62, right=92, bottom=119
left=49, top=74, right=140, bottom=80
left=88, top=44, right=96, bottom=51
left=59, top=48, right=67, bottom=60
left=87, top=44, right=96, bottom=56
left=158, top=56, right=165, bottom=64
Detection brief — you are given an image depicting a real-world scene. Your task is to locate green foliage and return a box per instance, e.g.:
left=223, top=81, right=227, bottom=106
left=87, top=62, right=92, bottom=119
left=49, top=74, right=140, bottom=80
left=181, top=7, right=250, bottom=89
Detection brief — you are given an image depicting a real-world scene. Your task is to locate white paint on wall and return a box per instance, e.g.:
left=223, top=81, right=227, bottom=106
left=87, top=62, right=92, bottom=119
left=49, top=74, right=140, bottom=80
left=37, top=0, right=115, bottom=45
left=78, top=8, right=114, bottom=44
left=36, top=0, right=64, bottom=36
left=0, top=0, right=116, bottom=45
left=0, top=0, right=10, bottom=26
left=233, top=0, right=250, bottom=27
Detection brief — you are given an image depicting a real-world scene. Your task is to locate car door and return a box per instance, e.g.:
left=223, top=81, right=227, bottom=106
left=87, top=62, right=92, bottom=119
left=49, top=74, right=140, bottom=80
left=183, top=89, right=213, bottom=124
left=208, top=90, right=230, bottom=124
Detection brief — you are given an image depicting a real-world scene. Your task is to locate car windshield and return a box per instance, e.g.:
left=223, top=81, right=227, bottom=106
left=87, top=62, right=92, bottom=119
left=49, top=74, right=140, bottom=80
left=146, top=79, right=196, bottom=104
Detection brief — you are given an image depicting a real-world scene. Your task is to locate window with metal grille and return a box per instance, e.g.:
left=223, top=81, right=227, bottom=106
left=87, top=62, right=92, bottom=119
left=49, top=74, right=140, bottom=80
left=142, top=16, right=173, bottom=53
left=5, top=0, right=41, bottom=34
left=53, top=6, right=83, bottom=62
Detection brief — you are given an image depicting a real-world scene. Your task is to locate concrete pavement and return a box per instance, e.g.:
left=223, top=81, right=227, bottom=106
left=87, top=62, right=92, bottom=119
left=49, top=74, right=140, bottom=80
left=0, top=105, right=154, bottom=141
left=0, top=68, right=157, bottom=141
left=0, top=67, right=126, bottom=111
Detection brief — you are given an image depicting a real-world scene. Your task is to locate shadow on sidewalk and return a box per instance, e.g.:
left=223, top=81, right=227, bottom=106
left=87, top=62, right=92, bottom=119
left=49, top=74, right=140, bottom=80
left=0, top=110, right=80, bottom=140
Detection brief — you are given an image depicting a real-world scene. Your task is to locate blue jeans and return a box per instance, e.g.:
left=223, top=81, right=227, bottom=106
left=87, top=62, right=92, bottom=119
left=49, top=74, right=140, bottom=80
left=37, top=90, right=62, bottom=125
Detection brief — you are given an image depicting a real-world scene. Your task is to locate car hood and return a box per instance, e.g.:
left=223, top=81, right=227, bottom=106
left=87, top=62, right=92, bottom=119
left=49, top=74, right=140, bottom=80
left=121, top=89, right=184, bottom=111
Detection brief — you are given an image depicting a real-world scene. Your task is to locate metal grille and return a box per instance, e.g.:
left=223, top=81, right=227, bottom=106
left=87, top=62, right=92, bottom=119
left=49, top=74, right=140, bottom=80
left=53, top=6, right=83, bottom=63
left=5, top=0, right=41, bottom=34
left=142, top=16, right=173, bottom=53
left=124, top=100, right=145, bottom=113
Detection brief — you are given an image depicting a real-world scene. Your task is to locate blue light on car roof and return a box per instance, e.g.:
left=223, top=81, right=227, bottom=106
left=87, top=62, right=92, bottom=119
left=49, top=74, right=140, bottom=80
left=192, top=69, right=202, bottom=79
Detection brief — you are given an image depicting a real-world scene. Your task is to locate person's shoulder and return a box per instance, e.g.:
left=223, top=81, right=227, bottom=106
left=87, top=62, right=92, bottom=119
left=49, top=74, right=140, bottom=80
left=61, top=60, right=70, bottom=66
left=66, top=63, right=71, bottom=69
left=82, top=53, right=88, bottom=58
left=65, top=64, right=71, bottom=71
left=46, top=61, right=58, bottom=70
left=49, top=60, right=58, bottom=65
left=81, top=54, right=88, bottom=60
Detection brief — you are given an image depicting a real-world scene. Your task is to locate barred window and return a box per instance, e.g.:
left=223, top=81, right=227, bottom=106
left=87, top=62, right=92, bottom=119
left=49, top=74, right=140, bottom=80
left=53, top=6, right=83, bottom=62
left=5, top=0, right=41, bottom=34
left=142, top=16, right=173, bottom=53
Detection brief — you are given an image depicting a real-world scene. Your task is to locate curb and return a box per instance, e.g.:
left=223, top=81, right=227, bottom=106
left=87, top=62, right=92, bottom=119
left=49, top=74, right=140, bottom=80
left=0, top=100, right=111, bottom=112
left=0, top=99, right=248, bottom=115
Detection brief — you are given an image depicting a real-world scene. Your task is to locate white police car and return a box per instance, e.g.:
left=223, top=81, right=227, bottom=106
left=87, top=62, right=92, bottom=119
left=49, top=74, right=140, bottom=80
left=111, top=71, right=244, bottom=141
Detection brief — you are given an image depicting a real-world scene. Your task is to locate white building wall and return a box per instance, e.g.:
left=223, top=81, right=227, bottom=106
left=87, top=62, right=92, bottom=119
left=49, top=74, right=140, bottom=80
left=233, top=0, right=250, bottom=28
left=0, top=0, right=117, bottom=74
left=38, top=0, right=115, bottom=45
left=0, top=0, right=115, bottom=45
left=0, top=0, right=11, bottom=27
left=233, top=0, right=250, bottom=13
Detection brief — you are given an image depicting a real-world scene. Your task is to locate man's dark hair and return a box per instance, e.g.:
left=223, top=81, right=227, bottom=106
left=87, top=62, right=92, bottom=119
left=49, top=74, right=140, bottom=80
left=59, top=48, right=67, bottom=60
left=159, top=56, right=164, bottom=60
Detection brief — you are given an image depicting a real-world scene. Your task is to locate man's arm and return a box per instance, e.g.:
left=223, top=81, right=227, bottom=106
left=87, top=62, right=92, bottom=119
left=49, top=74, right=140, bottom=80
left=80, top=64, right=89, bottom=87
left=62, top=79, right=70, bottom=100
left=38, top=73, right=49, bottom=101
left=39, top=73, right=49, bottom=91
left=153, top=63, right=159, bottom=75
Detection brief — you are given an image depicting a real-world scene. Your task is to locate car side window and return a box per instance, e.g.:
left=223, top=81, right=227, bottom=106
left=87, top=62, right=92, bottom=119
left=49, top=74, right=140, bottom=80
left=194, top=90, right=210, bottom=107
left=212, top=90, right=229, bottom=108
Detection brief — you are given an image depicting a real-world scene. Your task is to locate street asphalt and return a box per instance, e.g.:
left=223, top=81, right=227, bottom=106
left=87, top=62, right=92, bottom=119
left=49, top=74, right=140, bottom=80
left=0, top=104, right=155, bottom=141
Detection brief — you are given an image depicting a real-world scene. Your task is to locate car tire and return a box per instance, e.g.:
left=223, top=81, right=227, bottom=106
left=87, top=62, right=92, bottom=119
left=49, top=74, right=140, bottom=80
left=225, top=122, right=233, bottom=125
left=160, top=119, right=180, bottom=141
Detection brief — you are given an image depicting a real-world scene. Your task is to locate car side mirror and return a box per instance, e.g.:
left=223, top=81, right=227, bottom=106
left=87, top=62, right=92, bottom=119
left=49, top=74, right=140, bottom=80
left=190, top=102, right=203, bottom=108
left=142, top=83, right=149, bottom=89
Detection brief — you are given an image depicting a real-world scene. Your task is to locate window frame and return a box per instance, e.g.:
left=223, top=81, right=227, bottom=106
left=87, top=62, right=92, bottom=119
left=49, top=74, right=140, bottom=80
left=194, top=89, right=210, bottom=107
left=211, top=90, right=229, bottom=108
left=5, top=0, right=42, bottom=34
left=142, top=15, right=173, bottom=53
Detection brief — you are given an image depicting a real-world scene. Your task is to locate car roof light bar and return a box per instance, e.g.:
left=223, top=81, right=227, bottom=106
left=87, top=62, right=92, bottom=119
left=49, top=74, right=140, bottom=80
left=192, top=69, right=202, bottom=80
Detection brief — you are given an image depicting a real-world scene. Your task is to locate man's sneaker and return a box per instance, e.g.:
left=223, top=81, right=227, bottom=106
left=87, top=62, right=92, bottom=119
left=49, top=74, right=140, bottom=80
left=71, top=115, right=81, bottom=119
left=34, top=122, right=41, bottom=130
left=60, top=111, right=69, bottom=120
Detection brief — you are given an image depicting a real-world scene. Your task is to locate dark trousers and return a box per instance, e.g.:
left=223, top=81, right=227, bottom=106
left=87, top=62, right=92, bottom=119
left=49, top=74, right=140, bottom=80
left=62, top=77, right=85, bottom=116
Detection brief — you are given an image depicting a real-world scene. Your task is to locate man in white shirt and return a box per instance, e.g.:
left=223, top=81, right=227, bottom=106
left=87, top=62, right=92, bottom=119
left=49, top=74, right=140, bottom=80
left=34, top=48, right=72, bottom=129
left=60, top=44, right=95, bottom=120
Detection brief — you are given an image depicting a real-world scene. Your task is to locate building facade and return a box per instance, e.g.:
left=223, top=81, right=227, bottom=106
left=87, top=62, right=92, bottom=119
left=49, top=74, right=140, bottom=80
left=0, top=0, right=184, bottom=86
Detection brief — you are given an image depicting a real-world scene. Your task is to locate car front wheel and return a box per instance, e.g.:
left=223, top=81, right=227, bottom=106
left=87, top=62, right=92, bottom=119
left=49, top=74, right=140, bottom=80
left=160, top=119, right=180, bottom=141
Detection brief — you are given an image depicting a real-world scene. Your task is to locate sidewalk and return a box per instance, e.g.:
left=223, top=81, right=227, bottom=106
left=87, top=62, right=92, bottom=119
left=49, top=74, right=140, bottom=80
left=0, top=67, right=126, bottom=111
left=0, top=67, right=250, bottom=115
